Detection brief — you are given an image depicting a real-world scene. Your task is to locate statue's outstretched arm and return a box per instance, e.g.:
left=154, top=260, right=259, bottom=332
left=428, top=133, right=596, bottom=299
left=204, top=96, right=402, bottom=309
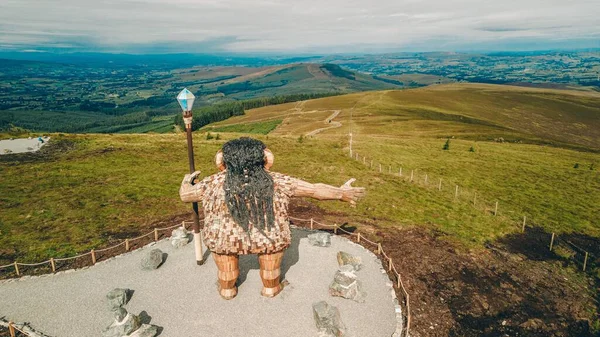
left=293, top=178, right=365, bottom=206
left=179, top=171, right=207, bottom=203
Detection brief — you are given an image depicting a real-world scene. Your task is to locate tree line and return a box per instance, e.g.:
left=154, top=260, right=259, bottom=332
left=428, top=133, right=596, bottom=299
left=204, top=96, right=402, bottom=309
left=174, top=92, right=342, bottom=131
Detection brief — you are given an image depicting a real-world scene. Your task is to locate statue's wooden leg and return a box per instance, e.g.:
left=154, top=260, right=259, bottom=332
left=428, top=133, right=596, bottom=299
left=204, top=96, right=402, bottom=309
left=212, top=253, right=239, bottom=300
left=258, top=251, right=284, bottom=297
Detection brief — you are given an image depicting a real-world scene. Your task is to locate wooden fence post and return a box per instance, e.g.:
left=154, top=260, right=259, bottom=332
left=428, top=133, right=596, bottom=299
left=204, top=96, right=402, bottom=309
left=424, top=174, right=428, bottom=184
left=91, top=249, right=96, bottom=264
left=549, top=233, right=555, bottom=251
left=8, top=322, right=15, bottom=337
left=377, top=243, right=382, bottom=255
left=583, top=252, right=589, bottom=271
left=357, top=232, right=361, bottom=243
left=310, top=218, right=314, bottom=230
left=410, top=170, right=414, bottom=182
left=438, top=178, right=442, bottom=191
left=363, top=157, right=366, bottom=164
left=397, top=274, right=401, bottom=288
left=494, top=201, right=498, bottom=216
left=14, top=262, right=19, bottom=276
left=388, top=257, right=393, bottom=271
left=455, top=185, right=459, bottom=199
left=522, top=216, right=527, bottom=232
left=399, top=168, right=402, bottom=176
left=50, top=258, right=56, bottom=273
left=334, top=224, right=338, bottom=235
left=125, top=239, right=130, bottom=251
left=154, top=228, right=159, bottom=241
left=379, top=164, right=382, bottom=172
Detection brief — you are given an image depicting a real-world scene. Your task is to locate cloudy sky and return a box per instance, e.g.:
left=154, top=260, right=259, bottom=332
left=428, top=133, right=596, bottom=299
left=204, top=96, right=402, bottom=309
left=0, top=0, right=598, bottom=54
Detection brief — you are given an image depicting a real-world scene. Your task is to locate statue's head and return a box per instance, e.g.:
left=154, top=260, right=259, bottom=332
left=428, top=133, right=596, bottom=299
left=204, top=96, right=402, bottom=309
left=215, top=138, right=273, bottom=172
left=217, top=137, right=275, bottom=233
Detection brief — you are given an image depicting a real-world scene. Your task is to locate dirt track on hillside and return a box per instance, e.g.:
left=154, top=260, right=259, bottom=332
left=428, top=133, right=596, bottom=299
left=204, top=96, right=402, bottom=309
left=306, top=110, right=342, bottom=137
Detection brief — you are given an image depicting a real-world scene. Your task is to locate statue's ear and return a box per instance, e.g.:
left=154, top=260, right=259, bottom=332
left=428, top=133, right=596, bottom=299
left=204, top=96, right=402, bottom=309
left=264, top=148, right=274, bottom=171
left=215, top=150, right=225, bottom=171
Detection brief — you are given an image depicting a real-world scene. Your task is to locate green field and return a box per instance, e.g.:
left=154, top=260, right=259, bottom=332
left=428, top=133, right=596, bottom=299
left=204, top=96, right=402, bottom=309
left=1, top=83, right=599, bottom=266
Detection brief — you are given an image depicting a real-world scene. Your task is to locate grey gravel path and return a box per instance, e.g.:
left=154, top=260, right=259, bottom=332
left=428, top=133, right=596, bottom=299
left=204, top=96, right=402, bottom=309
left=0, top=137, right=50, bottom=154
left=0, top=228, right=397, bottom=337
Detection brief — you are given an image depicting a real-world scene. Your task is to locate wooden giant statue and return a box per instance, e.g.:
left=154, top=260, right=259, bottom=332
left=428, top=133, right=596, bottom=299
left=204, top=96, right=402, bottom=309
left=179, top=137, right=365, bottom=299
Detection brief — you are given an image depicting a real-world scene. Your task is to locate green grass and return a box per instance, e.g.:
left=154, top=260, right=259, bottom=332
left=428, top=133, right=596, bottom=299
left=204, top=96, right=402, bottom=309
left=0, top=133, right=512, bottom=264
left=202, top=119, right=282, bottom=134
left=1, top=84, right=599, bottom=265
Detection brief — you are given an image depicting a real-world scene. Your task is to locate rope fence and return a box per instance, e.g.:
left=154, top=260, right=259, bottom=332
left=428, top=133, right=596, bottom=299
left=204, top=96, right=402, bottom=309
left=351, top=151, right=599, bottom=276
left=0, top=220, right=195, bottom=278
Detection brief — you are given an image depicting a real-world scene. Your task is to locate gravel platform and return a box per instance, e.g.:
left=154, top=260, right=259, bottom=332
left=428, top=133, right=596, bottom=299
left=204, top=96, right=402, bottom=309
left=0, top=228, right=397, bottom=337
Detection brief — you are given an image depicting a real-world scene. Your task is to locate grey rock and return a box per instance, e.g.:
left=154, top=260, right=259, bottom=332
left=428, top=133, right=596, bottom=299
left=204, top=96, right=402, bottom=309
left=336, top=251, right=362, bottom=271
left=102, top=312, right=141, bottom=337
left=171, top=227, right=190, bottom=248
left=141, top=249, right=164, bottom=270
left=312, top=301, right=346, bottom=337
left=128, top=324, right=159, bottom=337
left=307, top=232, right=331, bottom=247
left=106, top=288, right=130, bottom=310
left=329, top=266, right=366, bottom=303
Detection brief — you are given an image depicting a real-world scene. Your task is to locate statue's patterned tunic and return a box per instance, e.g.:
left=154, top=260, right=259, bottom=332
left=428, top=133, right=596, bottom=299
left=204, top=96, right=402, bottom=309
left=180, top=171, right=298, bottom=255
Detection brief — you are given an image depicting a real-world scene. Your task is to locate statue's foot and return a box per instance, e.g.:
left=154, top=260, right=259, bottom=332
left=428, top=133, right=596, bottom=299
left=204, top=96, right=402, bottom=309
left=219, top=286, right=237, bottom=300
left=261, top=280, right=286, bottom=298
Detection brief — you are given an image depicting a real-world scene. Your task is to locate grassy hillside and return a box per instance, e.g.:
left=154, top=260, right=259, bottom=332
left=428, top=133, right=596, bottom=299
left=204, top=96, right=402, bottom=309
left=1, top=133, right=516, bottom=264
left=206, top=84, right=600, bottom=238
left=1, top=84, right=598, bottom=266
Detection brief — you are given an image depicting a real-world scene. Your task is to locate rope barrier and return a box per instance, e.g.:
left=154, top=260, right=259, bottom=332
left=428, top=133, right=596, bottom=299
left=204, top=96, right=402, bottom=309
left=129, top=231, right=154, bottom=242
left=94, top=241, right=126, bottom=253
left=15, top=261, right=51, bottom=267
left=0, top=263, right=15, bottom=269
left=53, top=252, right=91, bottom=262
left=361, top=236, right=378, bottom=246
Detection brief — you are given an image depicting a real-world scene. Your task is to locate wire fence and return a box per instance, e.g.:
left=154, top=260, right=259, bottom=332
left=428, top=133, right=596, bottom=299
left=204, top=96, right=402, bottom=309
left=351, top=151, right=599, bottom=278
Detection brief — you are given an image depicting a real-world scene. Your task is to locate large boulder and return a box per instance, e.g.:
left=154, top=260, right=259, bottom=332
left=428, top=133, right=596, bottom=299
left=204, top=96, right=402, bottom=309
left=336, top=251, right=362, bottom=271
left=141, top=249, right=164, bottom=270
left=171, top=227, right=190, bottom=248
left=308, top=232, right=331, bottom=247
left=102, top=310, right=141, bottom=337
left=329, top=265, right=366, bottom=303
left=312, top=301, right=346, bottom=337
left=106, top=288, right=130, bottom=310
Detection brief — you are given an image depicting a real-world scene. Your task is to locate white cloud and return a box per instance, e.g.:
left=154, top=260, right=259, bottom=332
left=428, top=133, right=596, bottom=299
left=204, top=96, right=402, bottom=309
left=0, top=0, right=598, bottom=53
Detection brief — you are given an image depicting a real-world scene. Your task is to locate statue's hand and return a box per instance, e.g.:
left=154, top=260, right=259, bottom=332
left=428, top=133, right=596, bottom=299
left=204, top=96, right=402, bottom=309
left=183, top=170, right=202, bottom=185
left=340, top=178, right=366, bottom=207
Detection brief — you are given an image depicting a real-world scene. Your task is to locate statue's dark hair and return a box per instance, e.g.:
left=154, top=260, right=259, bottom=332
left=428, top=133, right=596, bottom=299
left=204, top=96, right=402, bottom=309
left=222, top=137, right=275, bottom=234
